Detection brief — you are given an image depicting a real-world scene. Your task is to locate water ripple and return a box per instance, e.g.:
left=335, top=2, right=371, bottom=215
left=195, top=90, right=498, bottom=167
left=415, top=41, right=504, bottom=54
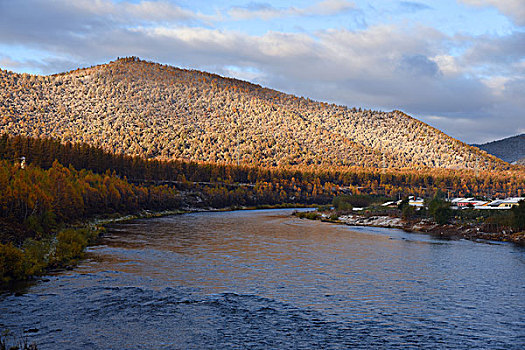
left=1, top=209, right=524, bottom=349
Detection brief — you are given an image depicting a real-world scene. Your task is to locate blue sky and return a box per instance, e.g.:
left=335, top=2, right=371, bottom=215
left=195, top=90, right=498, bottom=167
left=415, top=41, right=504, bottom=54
left=0, top=0, right=524, bottom=143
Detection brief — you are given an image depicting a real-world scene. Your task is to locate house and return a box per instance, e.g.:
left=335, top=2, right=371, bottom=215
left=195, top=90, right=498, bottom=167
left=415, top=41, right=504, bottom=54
left=450, top=197, right=488, bottom=208
left=408, top=196, right=424, bottom=207
left=488, top=197, right=524, bottom=208
left=474, top=197, right=525, bottom=210
left=381, top=196, right=424, bottom=208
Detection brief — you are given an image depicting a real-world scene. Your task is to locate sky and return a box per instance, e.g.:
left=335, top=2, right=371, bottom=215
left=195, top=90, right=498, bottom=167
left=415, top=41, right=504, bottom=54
left=0, top=0, right=523, bottom=144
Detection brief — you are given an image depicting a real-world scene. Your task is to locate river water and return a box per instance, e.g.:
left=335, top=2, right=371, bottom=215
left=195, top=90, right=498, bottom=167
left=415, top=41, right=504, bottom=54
left=1, top=209, right=524, bottom=349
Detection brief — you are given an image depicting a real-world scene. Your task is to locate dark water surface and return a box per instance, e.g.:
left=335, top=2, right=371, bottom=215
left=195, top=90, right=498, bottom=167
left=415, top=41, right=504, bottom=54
left=1, top=209, right=524, bottom=349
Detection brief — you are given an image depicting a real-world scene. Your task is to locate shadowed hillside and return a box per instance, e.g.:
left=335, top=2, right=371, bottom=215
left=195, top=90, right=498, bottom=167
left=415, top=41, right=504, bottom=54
left=473, top=134, right=525, bottom=164
left=0, top=57, right=509, bottom=171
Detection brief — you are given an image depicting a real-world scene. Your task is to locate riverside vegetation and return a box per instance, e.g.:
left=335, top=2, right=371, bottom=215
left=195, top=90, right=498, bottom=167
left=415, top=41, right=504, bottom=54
left=1, top=133, right=525, bottom=286
left=0, top=329, right=37, bottom=350
left=0, top=135, right=330, bottom=286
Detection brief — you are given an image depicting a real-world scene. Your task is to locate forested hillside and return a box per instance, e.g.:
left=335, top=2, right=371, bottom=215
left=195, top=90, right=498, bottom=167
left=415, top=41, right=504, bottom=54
left=0, top=57, right=509, bottom=171
left=473, top=134, right=525, bottom=164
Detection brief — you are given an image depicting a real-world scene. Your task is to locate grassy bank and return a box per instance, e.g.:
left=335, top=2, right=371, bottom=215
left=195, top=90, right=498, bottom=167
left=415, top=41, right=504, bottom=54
left=0, top=225, right=103, bottom=288
left=0, top=208, right=194, bottom=289
left=1, top=205, right=314, bottom=289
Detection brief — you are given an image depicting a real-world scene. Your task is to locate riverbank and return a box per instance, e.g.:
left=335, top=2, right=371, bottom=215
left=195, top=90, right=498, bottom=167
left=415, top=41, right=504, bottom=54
left=295, top=211, right=525, bottom=246
left=93, top=203, right=315, bottom=225
left=1, top=209, right=193, bottom=289
left=1, top=204, right=318, bottom=289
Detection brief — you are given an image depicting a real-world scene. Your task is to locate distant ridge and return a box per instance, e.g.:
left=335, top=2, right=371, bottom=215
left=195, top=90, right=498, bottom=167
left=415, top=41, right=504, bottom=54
left=0, top=57, right=510, bottom=171
left=473, top=134, right=525, bottom=164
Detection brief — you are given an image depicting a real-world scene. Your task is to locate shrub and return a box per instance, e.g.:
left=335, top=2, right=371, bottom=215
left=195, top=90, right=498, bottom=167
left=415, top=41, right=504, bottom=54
left=428, top=195, right=452, bottom=224
left=333, top=195, right=372, bottom=209
left=295, top=211, right=321, bottom=220
left=0, top=243, right=25, bottom=284
left=0, top=330, right=38, bottom=350
left=332, top=196, right=353, bottom=213
left=22, top=239, right=52, bottom=276
left=512, top=200, right=525, bottom=231
left=317, top=204, right=332, bottom=212
left=397, top=197, right=409, bottom=210
left=53, top=229, right=89, bottom=264
left=433, top=206, right=453, bottom=225
left=402, top=204, right=416, bottom=220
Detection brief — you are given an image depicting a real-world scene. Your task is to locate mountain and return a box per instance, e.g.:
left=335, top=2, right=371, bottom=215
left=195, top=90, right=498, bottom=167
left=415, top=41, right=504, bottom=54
left=0, top=57, right=509, bottom=171
left=473, top=134, right=525, bottom=165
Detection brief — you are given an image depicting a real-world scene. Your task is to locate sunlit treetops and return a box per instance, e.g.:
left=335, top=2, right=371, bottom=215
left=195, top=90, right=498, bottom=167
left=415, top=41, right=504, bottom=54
left=0, top=56, right=513, bottom=172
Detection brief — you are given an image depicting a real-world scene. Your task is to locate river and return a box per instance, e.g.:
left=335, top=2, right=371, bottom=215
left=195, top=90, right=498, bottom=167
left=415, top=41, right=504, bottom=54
left=1, top=209, right=524, bottom=349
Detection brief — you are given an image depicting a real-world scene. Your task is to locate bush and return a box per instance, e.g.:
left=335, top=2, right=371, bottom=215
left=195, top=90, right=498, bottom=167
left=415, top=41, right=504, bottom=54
left=333, top=195, right=375, bottom=210
left=397, top=197, right=409, bottom=210
left=402, top=204, right=416, bottom=220
left=433, top=206, right=453, bottom=225
left=23, top=211, right=57, bottom=239
left=428, top=195, right=452, bottom=224
left=512, top=200, right=525, bottom=231
left=0, top=243, right=25, bottom=284
left=0, top=330, right=38, bottom=350
left=53, top=229, right=89, bottom=264
left=22, top=239, right=52, bottom=276
left=1, top=226, right=102, bottom=287
left=295, top=211, right=321, bottom=220
left=317, top=204, right=332, bottom=212
left=332, top=196, right=353, bottom=213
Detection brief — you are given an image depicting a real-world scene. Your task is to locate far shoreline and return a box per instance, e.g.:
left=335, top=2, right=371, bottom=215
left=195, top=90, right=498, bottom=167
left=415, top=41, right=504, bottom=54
left=294, top=211, right=525, bottom=246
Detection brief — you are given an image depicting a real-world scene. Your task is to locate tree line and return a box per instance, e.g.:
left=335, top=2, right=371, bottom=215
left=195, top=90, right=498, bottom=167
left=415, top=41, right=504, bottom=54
left=1, top=134, right=523, bottom=201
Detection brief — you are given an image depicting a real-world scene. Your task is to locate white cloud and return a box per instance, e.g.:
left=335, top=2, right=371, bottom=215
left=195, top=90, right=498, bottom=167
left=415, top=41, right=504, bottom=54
left=228, top=0, right=355, bottom=20
left=228, top=3, right=286, bottom=20
left=460, top=0, right=525, bottom=26
left=432, top=55, right=461, bottom=76
left=307, top=0, right=356, bottom=16
left=481, top=76, right=511, bottom=95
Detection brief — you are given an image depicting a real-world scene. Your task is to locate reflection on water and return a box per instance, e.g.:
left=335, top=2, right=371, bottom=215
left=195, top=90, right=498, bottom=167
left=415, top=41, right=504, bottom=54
left=1, top=209, right=524, bottom=349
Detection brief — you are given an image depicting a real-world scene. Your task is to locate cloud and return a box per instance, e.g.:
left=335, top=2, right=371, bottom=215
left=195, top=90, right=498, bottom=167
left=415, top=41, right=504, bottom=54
left=398, top=54, right=441, bottom=77
left=309, top=0, right=357, bottom=16
left=460, top=0, right=525, bottom=26
left=0, top=0, right=211, bottom=38
left=0, top=54, right=88, bottom=75
left=76, top=0, right=218, bottom=24
left=228, top=3, right=285, bottom=20
left=228, top=0, right=356, bottom=20
left=461, top=31, right=525, bottom=71
left=0, top=56, right=23, bottom=70
left=399, top=1, right=433, bottom=12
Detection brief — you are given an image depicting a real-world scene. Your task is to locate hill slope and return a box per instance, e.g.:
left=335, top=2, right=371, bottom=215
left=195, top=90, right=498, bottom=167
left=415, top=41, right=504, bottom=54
left=473, top=134, right=525, bottom=164
left=0, top=57, right=508, bottom=171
